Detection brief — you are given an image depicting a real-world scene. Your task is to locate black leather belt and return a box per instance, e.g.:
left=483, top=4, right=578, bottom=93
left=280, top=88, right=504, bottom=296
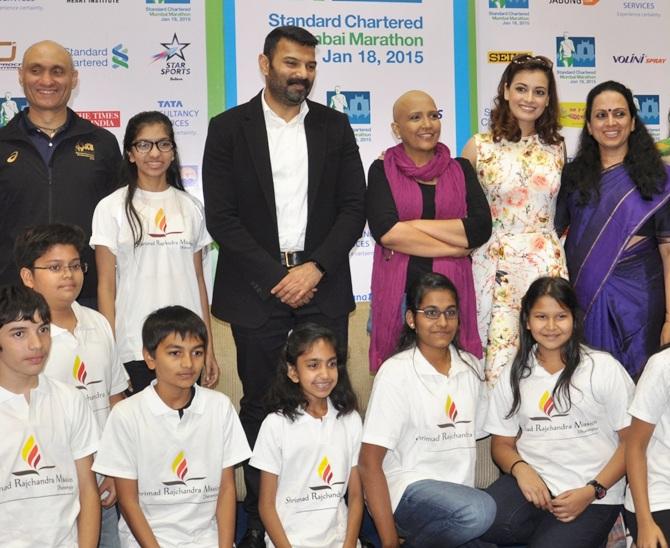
left=280, top=251, right=305, bottom=268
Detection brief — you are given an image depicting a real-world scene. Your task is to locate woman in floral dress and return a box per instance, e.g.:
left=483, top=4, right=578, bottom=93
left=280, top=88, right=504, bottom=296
left=462, top=54, right=567, bottom=387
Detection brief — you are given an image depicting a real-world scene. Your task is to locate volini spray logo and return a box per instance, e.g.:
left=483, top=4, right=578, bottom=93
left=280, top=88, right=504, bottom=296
left=437, top=395, right=472, bottom=428
left=11, top=436, right=56, bottom=476
left=309, top=456, right=345, bottom=491
left=530, top=390, right=569, bottom=421
left=72, top=355, right=102, bottom=390
left=161, top=451, right=205, bottom=486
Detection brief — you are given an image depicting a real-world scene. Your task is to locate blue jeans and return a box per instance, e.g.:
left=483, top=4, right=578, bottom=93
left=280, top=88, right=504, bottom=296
left=394, top=479, right=496, bottom=548
left=99, top=503, right=120, bottom=548
left=482, top=474, right=621, bottom=548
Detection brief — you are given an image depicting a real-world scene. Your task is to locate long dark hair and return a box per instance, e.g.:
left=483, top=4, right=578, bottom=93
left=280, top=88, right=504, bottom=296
left=562, top=80, right=667, bottom=204
left=490, top=55, right=562, bottom=146
left=507, top=277, right=584, bottom=418
left=396, top=272, right=482, bottom=379
left=266, top=323, right=358, bottom=421
left=119, top=111, right=184, bottom=247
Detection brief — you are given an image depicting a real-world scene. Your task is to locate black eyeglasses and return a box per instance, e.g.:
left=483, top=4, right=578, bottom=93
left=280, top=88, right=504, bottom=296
left=415, top=307, right=459, bottom=321
left=511, top=54, right=554, bottom=70
left=131, top=139, right=175, bottom=154
left=32, top=262, right=88, bottom=274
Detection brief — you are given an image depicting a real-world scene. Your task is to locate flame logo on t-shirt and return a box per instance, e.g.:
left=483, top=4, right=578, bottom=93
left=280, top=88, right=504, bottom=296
left=530, top=390, right=569, bottom=421
left=148, top=208, right=183, bottom=238
left=72, top=356, right=102, bottom=390
left=11, top=435, right=56, bottom=476
left=437, top=395, right=472, bottom=428
left=161, top=451, right=205, bottom=486
left=309, top=456, right=345, bottom=491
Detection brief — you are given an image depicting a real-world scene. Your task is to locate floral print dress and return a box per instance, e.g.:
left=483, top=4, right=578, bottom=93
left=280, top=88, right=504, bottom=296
left=472, top=133, right=567, bottom=386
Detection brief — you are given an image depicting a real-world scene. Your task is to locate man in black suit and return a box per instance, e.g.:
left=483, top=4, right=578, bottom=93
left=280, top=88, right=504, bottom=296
left=202, top=26, right=366, bottom=547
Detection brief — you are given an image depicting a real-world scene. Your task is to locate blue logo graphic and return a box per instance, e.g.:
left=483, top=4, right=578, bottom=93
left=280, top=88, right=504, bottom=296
left=556, top=35, right=595, bottom=68
left=326, top=90, right=370, bottom=125
left=145, top=0, right=190, bottom=3
left=112, top=44, right=128, bottom=69
left=0, top=94, right=27, bottom=127
left=489, top=0, right=528, bottom=7
left=635, top=95, right=660, bottom=125
left=332, top=0, right=421, bottom=3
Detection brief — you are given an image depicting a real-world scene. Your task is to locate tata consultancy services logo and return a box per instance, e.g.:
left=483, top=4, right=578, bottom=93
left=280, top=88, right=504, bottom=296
left=326, top=88, right=371, bottom=125
left=530, top=391, right=569, bottom=421
left=12, top=436, right=56, bottom=476
left=152, top=34, right=191, bottom=81
left=437, top=395, right=472, bottom=428
left=309, top=456, right=345, bottom=491
left=162, top=451, right=205, bottom=486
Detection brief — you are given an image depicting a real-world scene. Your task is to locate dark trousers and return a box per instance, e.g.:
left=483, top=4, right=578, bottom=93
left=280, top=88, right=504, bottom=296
left=481, top=474, right=621, bottom=548
left=231, top=301, right=349, bottom=529
left=624, top=508, right=670, bottom=545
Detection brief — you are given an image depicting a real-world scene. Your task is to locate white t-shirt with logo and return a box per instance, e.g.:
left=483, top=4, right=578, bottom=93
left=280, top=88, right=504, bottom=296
left=45, top=301, right=128, bottom=431
left=92, top=382, right=251, bottom=548
left=625, top=348, right=670, bottom=513
left=485, top=346, right=634, bottom=505
left=90, top=186, right=212, bottom=363
left=0, top=375, right=99, bottom=547
left=362, top=346, right=488, bottom=511
left=250, top=400, right=362, bottom=548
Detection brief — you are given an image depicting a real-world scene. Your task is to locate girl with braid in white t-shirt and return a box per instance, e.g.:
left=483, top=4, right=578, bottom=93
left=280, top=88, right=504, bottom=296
left=92, top=111, right=218, bottom=394
left=250, top=323, right=363, bottom=548
left=625, top=346, right=670, bottom=548
left=482, top=276, right=634, bottom=548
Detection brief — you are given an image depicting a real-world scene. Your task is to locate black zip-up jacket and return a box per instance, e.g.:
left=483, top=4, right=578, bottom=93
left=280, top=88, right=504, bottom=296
left=0, top=109, right=121, bottom=300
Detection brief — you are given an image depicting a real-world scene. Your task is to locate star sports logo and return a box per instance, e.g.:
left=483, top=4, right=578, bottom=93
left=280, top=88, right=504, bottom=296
left=162, top=451, right=205, bottom=486
left=530, top=390, right=569, bottom=421
left=12, top=436, right=56, bottom=476
left=152, top=33, right=189, bottom=63
left=309, top=456, right=345, bottom=491
left=437, top=395, right=472, bottom=428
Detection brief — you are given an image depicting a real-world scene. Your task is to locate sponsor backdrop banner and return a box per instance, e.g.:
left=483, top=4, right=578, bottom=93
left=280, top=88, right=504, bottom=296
left=0, top=0, right=208, bottom=201
left=229, top=0, right=458, bottom=302
left=475, top=0, right=670, bottom=156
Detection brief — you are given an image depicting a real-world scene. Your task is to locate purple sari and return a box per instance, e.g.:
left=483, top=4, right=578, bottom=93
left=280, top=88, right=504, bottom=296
left=564, top=164, right=670, bottom=377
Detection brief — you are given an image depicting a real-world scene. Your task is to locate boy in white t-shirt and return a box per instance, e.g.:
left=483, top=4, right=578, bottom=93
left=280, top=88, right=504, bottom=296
left=93, top=305, right=251, bottom=548
left=0, top=285, right=100, bottom=547
left=15, top=223, right=129, bottom=548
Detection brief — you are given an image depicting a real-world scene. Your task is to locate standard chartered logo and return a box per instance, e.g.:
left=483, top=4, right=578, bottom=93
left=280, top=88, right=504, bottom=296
left=112, top=43, right=128, bottom=69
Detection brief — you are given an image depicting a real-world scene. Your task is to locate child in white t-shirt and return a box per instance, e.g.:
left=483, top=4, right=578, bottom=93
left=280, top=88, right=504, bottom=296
left=250, top=323, right=363, bottom=548
left=0, top=285, right=100, bottom=547
left=93, top=305, right=250, bottom=548
left=482, top=276, right=634, bottom=547
left=15, top=223, right=129, bottom=548
left=359, top=272, right=494, bottom=548
left=91, top=110, right=218, bottom=394
left=624, top=347, right=670, bottom=547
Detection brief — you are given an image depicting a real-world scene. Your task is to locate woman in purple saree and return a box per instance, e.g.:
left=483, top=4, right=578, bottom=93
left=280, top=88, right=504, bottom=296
left=557, top=81, right=670, bottom=378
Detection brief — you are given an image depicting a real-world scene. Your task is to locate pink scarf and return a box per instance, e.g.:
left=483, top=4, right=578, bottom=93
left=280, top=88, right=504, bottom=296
left=369, top=143, right=482, bottom=372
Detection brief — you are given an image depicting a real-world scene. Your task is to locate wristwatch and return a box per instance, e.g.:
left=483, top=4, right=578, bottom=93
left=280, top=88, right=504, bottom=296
left=587, top=479, right=607, bottom=500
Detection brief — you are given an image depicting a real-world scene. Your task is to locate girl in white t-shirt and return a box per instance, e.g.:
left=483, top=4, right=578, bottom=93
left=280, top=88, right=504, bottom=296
left=624, top=346, right=670, bottom=548
left=482, top=276, right=634, bottom=548
left=359, top=272, right=495, bottom=548
left=250, top=323, right=363, bottom=548
left=92, top=111, right=218, bottom=394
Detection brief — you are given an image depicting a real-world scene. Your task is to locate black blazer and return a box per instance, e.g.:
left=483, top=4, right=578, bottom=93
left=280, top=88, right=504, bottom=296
left=202, top=92, right=366, bottom=327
